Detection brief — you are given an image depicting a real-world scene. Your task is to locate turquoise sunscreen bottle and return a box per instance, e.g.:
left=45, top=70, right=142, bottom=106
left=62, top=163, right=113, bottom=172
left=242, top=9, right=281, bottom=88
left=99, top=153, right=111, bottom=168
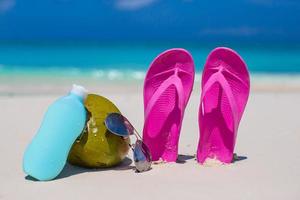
left=23, top=85, right=87, bottom=181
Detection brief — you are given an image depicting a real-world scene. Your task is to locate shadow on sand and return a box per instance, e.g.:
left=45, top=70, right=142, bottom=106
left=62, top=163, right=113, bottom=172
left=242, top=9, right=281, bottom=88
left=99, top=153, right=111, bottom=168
left=175, top=153, right=248, bottom=164
left=232, top=154, right=248, bottom=163
left=176, top=154, right=195, bottom=164
left=25, top=157, right=134, bottom=181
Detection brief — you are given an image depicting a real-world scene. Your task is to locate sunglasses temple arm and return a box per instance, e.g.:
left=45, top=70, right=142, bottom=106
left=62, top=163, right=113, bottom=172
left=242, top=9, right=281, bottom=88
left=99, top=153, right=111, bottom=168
left=128, top=143, right=135, bottom=151
left=133, top=128, right=143, bottom=140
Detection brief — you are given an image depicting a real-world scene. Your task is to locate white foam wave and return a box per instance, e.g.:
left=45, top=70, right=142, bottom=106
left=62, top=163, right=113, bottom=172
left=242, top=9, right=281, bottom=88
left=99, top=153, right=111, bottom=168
left=1, top=65, right=300, bottom=85
left=89, top=69, right=146, bottom=80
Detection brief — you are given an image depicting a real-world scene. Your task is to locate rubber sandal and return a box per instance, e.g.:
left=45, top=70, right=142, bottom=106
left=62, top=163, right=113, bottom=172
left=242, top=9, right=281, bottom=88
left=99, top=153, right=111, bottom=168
left=197, top=47, right=250, bottom=164
left=143, top=48, right=195, bottom=162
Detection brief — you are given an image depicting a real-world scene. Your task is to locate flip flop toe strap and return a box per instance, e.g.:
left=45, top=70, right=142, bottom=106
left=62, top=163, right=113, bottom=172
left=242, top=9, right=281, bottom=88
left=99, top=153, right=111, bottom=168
left=145, top=74, right=184, bottom=123
left=200, top=71, right=239, bottom=134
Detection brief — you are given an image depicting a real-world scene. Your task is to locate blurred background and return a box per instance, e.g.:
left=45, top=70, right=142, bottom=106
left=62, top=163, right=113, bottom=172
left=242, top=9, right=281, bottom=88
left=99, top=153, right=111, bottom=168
left=0, top=0, right=300, bottom=85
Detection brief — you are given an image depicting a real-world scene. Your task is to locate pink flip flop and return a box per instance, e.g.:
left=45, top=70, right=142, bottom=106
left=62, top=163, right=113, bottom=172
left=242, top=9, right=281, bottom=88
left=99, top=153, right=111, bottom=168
left=143, top=48, right=195, bottom=162
left=197, top=47, right=250, bottom=164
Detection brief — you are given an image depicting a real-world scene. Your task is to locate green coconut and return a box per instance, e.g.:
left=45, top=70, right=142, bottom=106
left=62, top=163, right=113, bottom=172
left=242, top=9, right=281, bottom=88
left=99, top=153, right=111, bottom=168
left=68, top=94, right=130, bottom=168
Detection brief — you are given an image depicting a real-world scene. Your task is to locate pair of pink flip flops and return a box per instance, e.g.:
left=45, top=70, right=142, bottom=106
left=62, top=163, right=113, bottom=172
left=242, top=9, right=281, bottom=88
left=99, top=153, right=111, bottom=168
left=143, top=47, right=250, bottom=164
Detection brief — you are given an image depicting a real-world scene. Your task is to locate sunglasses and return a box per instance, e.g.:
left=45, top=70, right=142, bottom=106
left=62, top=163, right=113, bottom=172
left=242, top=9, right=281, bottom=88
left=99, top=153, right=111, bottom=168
left=104, top=113, right=152, bottom=172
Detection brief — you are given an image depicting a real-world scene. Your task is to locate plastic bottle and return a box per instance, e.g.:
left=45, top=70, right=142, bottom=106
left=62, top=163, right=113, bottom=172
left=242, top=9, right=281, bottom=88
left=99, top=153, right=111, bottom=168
left=23, top=84, right=87, bottom=181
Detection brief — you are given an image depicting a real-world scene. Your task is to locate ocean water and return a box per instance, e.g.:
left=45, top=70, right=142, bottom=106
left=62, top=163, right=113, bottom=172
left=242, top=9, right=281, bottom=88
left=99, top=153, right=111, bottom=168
left=1, top=42, right=300, bottom=81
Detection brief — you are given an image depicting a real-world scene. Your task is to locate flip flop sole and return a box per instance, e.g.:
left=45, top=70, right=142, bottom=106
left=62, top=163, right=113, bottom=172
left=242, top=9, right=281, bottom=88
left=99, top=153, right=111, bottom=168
left=143, top=49, right=195, bottom=162
left=197, top=47, right=250, bottom=164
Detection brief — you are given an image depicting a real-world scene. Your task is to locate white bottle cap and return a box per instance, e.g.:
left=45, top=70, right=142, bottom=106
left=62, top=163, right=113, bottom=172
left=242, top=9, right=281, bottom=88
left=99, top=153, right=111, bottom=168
left=70, top=84, right=88, bottom=100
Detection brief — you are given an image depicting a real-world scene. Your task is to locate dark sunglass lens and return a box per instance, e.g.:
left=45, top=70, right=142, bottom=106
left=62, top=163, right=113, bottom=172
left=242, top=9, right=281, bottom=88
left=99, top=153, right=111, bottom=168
left=133, top=140, right=151, bottom=172
left=105, top=113, right=130, bottom=137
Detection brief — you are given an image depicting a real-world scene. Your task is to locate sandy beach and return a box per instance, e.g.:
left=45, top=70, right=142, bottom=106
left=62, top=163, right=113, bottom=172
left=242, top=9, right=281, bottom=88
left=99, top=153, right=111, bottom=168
left=0, top=77, right=300, bottom=200
left=1, top=0, right=300, bottom=199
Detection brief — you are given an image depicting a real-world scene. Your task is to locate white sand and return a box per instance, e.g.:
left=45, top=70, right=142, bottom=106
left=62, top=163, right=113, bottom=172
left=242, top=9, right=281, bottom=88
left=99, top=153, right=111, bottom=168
left=0, top=79, right=300, bottom=200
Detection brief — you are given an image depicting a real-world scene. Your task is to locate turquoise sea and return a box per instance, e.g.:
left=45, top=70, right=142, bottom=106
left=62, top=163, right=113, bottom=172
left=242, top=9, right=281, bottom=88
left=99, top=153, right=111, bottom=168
left=1, top=42, right=300, bottom=81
